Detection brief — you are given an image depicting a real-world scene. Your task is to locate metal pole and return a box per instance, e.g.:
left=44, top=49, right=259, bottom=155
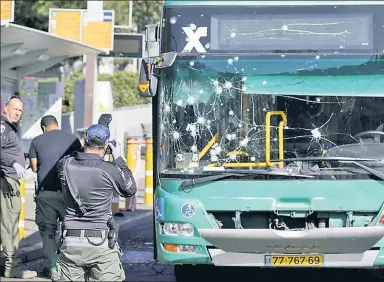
left=19, top=179, right=25, bottom=239
left=129, top=1, right=133, bottom=28
left=83, top=54, right=96, bottom=127
left=84, top=1, right=103, bottom=128
left=126, top=138, right=138, bottom=211
left=144, top=138, right=153, bottom=205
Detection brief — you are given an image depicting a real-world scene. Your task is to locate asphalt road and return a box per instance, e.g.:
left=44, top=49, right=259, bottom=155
left=2, top=211, right=384, bottom=281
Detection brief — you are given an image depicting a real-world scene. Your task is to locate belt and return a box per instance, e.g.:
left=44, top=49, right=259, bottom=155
left=65, top=229, right=106, bottom=238
left=39, top=186, right=62, bottom=192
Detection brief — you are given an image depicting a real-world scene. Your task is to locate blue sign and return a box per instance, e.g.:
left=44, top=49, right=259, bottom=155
left=265, top=255, right=271, bottom=266
left=155, top=198, right=164, bottom=221
left=103, top=11, right=113, bottom=22
left=181, top=203, right=195, bottom=218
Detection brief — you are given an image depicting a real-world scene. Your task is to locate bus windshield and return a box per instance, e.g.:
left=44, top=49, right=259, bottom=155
left=158, top=3, right=384, bottom=176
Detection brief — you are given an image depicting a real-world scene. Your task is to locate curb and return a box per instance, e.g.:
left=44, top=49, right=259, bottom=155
left=1, top=210, right=153, bottom=264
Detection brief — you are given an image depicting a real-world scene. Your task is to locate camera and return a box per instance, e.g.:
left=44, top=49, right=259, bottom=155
left=98, top=114, right=116, bottom=155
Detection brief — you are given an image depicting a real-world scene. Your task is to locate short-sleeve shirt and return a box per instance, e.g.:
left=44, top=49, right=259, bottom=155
left=29, top=130, right=82, bottom=190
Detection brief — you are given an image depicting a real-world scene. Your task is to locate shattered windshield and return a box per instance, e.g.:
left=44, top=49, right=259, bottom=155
left=157, top=4, right=384, bottom=178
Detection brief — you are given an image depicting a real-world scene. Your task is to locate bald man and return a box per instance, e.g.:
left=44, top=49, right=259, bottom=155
left=0, top=95, right=37, bottom=279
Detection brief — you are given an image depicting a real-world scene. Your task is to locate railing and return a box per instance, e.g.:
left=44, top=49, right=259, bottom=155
left=265, top=111, right=288, bottom=168
left=217, top=111, right=288, bottom=168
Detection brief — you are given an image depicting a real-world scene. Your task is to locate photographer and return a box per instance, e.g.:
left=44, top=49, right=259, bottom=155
left=53, top=123, right=137, bottom=281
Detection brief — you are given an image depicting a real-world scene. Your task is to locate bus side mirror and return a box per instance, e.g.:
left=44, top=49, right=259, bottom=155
left=154, top=51, right=177, bottom=69
left=138, top=58, right=158, bottom=98
left=138, top=51, right=177, bottom=98
left=139, top=24, right=177, bottom=98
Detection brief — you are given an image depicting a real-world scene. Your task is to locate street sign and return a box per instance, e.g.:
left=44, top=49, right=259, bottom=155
left=49, top=9, right=82, bottom=42
left=99, top=33, right=144, bottom=58
left=1, top=0, right=15, bottom=25
left=82, top=10, right=115, bottom=50
left=48, top=8, right=115, bottom=51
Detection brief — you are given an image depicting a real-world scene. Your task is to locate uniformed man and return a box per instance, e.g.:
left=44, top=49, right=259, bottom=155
left=53, top=123, right=137, bottom=281
left=28, top=115, right=82, bottom=278
left=0, top=96, right=37, bottom=279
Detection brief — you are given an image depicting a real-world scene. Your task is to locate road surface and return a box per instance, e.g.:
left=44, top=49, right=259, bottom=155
left=1, top=210, right=383, bottom=281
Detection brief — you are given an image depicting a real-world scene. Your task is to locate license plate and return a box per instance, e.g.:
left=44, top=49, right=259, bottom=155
left=265, top=254, right=323, bottom=267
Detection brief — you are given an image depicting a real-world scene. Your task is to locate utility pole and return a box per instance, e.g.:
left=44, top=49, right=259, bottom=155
left=83, top=1, right=103, bottom=128
left=129, top=1, right=133, bottom=28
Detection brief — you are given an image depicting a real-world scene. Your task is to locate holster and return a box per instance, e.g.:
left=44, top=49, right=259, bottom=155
left=107, top=217, right=118, bottom=249
left=107, top=229, right=117, bottom=249
left=0, top=176, right=20, bottom=197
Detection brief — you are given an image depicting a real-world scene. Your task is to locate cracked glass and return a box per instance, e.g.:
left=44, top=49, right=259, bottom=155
left=157, top=4, right=384, bottom=179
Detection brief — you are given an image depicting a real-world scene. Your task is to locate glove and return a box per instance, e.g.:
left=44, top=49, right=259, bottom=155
left=12, top=162, right=27, bottom=179
left=108, top=141, right=122, bottom=160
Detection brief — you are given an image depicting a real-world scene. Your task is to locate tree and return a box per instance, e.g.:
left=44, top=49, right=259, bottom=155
left=62, top=71, right=84, bottom=113
left=62, top=71, right=151, bottom=113
left=131, top=1, right=163, bottom=33
left=14, top=1, right=162, bottom=32
left=98, top=72, right=151, bottom=109
left=14, top=1, right=86, bottom=31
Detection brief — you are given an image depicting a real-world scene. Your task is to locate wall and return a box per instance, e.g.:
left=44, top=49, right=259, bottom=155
left=61, top=103, right=152, bottom=154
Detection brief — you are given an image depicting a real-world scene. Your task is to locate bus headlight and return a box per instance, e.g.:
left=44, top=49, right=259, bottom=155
left=162, top=223, right=194, bottom=236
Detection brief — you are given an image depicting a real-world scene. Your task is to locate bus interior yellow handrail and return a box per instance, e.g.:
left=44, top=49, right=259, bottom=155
left=199, top=133, right=219, bottom=160
left=265, top=111, right=288, bottom=168
left=202, top=111, right=288, bottom=169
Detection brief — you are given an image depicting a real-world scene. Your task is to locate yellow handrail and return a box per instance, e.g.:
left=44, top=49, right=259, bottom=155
left=199, top=133, right=219, bottom=160
left=265, top=111, right=288, bottom=168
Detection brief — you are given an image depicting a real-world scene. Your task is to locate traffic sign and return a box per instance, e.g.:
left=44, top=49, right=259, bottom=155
left=82, top=10, right=114, bottom=50
left=49, top=9, right=82, bottom=42
left=48, top=8, right=115, bottom=51
left=1, top=0, right=15, bottom=25
left=139, top=82, right=149, bottom=93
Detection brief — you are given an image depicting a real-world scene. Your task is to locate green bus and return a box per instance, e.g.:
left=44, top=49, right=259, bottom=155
left=139, top=1, right=384, bottom=280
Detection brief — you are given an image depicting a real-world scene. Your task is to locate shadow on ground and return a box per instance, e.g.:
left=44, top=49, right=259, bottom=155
left=174, top=265, right=384, bottom=281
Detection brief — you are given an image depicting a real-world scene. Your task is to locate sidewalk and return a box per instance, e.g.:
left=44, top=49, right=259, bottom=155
left=1, top=169, right=152, bottom=264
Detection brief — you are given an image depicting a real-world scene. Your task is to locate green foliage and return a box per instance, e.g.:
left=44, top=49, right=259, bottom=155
left=131, top=1, right=163, bottom=33
left=15, top=1, right=86, bottom=31
left=62, top=71, right=151, bottom=113
left=63, top=71, right=84, bottom=113
left=98, top=71, right=152, bottom=109
left=15, top=0, right=162, bottom=32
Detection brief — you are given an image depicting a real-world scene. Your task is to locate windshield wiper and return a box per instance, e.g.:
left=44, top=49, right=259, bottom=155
left=180, top=169, right=314, bottom=189
left=180, top=173, right=244, bottom=189
left=275, top=157, right=384, bottom=181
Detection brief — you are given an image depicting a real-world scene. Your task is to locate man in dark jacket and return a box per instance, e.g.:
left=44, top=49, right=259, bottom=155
left=29, top=115, right=82, bottom=277
left=0, top=96, right=37, bottom=279
left=52, top=123, right=137, bottom=281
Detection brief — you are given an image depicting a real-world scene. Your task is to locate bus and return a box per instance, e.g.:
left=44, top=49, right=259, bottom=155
left=138, top=1, right=384, bottom=280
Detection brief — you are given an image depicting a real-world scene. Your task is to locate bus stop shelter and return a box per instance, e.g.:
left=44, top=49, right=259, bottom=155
left=1, top=23, right=105, bottom=97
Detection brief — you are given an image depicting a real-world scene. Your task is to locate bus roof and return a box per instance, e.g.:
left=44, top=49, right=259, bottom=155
left=163, top=1, right=383, bottom=7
